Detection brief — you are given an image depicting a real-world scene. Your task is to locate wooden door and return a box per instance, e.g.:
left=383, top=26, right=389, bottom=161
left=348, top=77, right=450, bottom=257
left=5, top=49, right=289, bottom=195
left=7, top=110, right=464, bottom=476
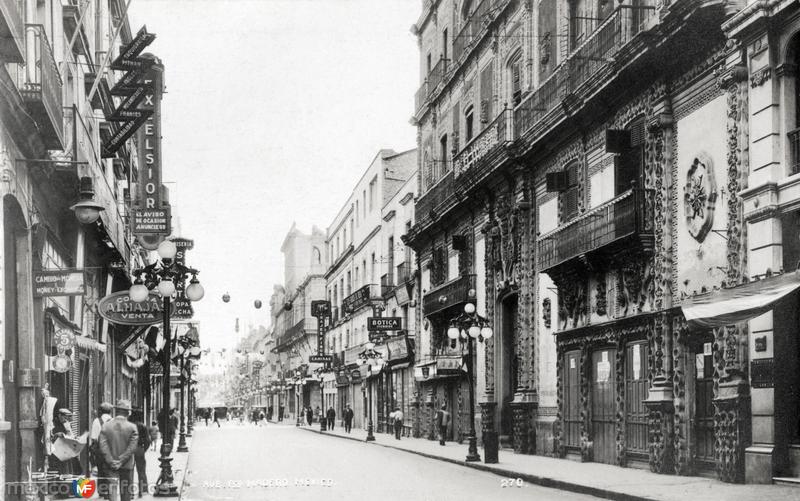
left=625, top=342, right=649, bottom=461
left=563, top=350, right=581, bottom=449
left=591, top=348, right=616, bottom=464
left=694, top=346, right=716, bottom=471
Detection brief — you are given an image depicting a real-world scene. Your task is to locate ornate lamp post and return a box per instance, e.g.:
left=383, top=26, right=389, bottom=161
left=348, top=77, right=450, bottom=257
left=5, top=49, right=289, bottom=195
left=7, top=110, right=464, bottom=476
left=356, top=343, right=385, bottom=442
left=293, top=367, right=306, bottom=427
left=128, top=240, right=204, bottom=497
left=312, top=365, right=334, bottom=431
left=176, top=333, right=201, bottom=452
left=447, top=292, right=493, bottom=463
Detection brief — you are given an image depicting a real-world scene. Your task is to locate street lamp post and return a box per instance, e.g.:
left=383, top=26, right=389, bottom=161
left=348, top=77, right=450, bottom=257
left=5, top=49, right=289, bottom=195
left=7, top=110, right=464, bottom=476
left=129, top=239, right=204, bottom=497
left=176, top=334, right=201, bottom=452
left=447, top=293, right=493, bottom=463
left=356, top=343, right=385, bottom=442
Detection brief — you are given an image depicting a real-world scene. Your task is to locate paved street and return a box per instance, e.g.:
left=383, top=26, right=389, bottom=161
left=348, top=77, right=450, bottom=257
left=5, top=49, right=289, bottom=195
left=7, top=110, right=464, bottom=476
left=181, top=422, right=600, bottom=501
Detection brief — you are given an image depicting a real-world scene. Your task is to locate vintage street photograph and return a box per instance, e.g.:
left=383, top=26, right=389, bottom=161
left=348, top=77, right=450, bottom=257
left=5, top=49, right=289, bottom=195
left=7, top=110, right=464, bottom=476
left=1, top=0, right=799, bottom=499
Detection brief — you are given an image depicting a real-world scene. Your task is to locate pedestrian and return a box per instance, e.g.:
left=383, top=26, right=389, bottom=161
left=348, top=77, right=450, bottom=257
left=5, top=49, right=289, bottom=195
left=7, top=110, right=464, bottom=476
left=259, top=409, right=265, bottom=426
left=267, top=405, right=273, bottom=421
left=343, top=404, right=354, bottom=433
left=204, top=408, right=209, bottom=427
left=305, top=407, right=313, bottom=426
left=436, top=403, right=450, bottom=446
left=130, top=411, right=151, bottom=498
left=170, top=408, right=179, bottom=445
left=278, top=404, right=285, bottom=421
left=51, top=407, right=80, bottom=475
left=314, top=405, right=321, bottom=424
left=392, top=406, right=404, bottom=440
left=99, top=399, right=139, bottom=501
left=326, top=406, right=336, bottom=430
left=89, top=402, right=113, bottom=497
left=148, top=421, right=159, bottom=452
left=212, top=408, right=220, bottom=428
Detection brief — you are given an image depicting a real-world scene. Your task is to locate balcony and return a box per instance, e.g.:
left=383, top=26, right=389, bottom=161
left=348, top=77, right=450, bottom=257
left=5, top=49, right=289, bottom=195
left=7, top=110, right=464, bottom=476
left=0, top=0, right=24, bottom=62
left=537, top=188, right=654, bottom=272
left=10, top=25, right=64, bottom=149
left=514, top=3, right=656, bottom=141
left=415, top=57, right=448, bottom=114
left=275, top=319, right=306, bottom=351
left=789, top=128, right=800, bottom=175
left=452, top=0, right=490, bottom=64
left=381, top=274, right=394, bottom=299
left=453, top=108, right=511, bottom=178
left=416, top=170, right=455, bottom=228
left=423, top=274, right=476, bottom=317
left=397, top=262, right=412, bottom=284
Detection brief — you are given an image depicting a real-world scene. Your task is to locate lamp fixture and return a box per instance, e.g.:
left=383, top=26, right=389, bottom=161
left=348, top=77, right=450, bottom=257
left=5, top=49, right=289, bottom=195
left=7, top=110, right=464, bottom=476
left=70, top=177, right=105, bottom=224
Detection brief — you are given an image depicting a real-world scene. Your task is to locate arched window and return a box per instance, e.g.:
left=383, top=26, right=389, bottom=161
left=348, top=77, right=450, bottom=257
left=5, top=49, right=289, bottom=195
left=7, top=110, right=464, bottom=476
left=312, top=247, right=322, bottom=264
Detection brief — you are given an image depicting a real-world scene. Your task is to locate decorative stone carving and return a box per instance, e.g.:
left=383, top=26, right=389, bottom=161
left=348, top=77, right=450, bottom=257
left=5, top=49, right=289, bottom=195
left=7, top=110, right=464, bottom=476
left=540, top=32, right=551, bottom=66
left=645, top=399, right=675, bottom=473
left=579, top=343, right=592, bottom=462
left=490, top=191, right=526, bottom=292
left=725, top=74, right=748, bottom=287
left=713, top=388, right=750, bottom=483
left=542, top=297, right=552, bottom=328
left=559, top=277, right=587, bottom=329
left=671, top=315, right=690, bottom=475
left=616, top=257, right=654, bottom=316
left=595, top=274, right=607, bottom=316
left=615, top=335, right=626, bottom=466
left=683, top=152, right=717, bottom=242
left=749, top=67, right=771, bottom=88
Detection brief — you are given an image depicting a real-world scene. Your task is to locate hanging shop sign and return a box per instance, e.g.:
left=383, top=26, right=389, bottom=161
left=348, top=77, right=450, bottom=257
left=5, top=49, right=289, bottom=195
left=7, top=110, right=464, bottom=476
left=367, top=317, right=402, bottom=331
left=133, top=55, right=171, bottom=246
left=342, top=285, right=371, bottom=314
left=98, top=290, right=170, bottom=326
left=172, top=237, right=195, bottom=319
left=34, top=270, right=86, bottom=297
left=50, top=354, right=72, bottom=373
left=102, top=26, right=156, bottom=157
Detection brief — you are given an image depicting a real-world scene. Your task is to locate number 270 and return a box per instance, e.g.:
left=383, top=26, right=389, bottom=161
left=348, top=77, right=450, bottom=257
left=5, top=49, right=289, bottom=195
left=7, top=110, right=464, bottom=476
left=501, top=478, right=524, bottom=488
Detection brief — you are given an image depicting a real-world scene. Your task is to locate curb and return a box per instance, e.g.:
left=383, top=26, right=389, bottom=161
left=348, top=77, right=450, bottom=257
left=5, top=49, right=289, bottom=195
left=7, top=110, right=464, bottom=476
left=300, top=427, right=658, bottom=501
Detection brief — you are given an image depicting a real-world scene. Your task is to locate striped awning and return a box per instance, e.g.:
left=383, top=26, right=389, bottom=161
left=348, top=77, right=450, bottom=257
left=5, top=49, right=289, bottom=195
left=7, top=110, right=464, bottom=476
left=681, top=272, right=800, bottom=329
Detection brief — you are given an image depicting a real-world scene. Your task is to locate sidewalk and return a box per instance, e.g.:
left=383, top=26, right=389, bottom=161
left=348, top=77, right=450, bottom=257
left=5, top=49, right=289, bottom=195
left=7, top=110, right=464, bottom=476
left=301, top=425, right=800, bottom=501
left=138, top=435, right=192, bottom=500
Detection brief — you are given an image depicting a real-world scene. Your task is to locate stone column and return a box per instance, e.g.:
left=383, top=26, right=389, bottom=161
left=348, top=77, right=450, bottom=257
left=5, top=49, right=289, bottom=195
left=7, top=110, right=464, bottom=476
left=644, top=312, right=675, bottom=474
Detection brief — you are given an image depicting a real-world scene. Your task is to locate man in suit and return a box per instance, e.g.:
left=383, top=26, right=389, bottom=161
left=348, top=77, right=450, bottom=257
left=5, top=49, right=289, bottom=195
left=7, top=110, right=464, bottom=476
left=99, top=399, right=139, bottom=501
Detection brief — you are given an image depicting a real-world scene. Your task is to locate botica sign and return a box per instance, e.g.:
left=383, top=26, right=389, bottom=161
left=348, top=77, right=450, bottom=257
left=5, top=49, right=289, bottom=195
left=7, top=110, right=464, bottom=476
left=98, top=291, right=170, bottom=326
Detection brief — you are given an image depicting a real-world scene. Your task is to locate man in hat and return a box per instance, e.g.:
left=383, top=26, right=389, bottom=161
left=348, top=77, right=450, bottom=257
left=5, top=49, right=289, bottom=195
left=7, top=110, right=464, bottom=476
left=99, top=399, right=139, bottom=501
left=51, top=407, right=79, bottom=474
left=90, top=402, right=114, bottom=498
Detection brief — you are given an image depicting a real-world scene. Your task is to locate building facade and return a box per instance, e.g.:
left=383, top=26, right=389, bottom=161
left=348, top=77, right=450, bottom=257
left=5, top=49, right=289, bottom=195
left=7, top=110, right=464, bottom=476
left=0, top=0, right=156, bottom=490
left=270, top=224, right=327, bottom=422
left=324, top=149, right=416, bottom=433
left=408, top=0, right=784, bottom=485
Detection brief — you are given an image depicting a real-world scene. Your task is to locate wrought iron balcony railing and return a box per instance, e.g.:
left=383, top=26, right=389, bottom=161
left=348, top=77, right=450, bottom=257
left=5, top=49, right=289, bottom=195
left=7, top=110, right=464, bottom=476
left=423, top=274, right=476, bottom=317
left=10, top=25, right=64, bottom=149
left=0, top=0, right=24, bottom=62
left=397, top=262, right=412, bottom=284
left=452, top=0, right=491, bottom=64
left=536, top=187, right=654, bottom=272
left=380, top=274, right=394, bottom=298
left=514, top=3, right=656, bottom=140
left=416, top=170, right=455, bottom=228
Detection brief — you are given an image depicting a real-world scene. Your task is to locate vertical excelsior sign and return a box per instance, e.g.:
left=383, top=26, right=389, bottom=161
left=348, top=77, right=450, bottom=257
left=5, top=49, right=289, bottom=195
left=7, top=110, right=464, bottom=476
left=132, top=59, right=171, bottom=239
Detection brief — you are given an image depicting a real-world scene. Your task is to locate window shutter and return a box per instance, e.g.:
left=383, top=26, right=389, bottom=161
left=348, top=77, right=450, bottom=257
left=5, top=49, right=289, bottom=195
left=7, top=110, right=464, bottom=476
left=560, top=163, right=580, bottom=222
left=546, top=171, right=568, bottom=192
left=480, top=62, right=494, bottom=123
left=452, top=102, right=460, bottom=153
left=512, top=61, right=521, bottom=105
left=629, top=117, right=645, bottom=147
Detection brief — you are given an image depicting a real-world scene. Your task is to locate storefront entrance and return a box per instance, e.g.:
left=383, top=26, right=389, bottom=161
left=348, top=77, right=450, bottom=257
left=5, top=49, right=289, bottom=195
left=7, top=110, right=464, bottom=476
left=499, top=297, right=518, bottom=447
left=692, top=339, right=716, bottom=472
left=625, top=341, right=649, bottom=464
left=591, top=347, right=616, bottom=464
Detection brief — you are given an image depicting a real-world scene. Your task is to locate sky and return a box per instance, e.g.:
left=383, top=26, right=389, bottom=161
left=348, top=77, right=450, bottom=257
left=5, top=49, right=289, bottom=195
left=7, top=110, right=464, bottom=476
left=128, top=0, right=419, bottom=350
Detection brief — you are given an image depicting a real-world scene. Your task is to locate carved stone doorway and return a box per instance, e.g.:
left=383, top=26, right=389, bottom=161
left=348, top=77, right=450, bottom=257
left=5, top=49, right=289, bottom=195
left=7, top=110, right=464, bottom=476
left=497, top=294, right=518, bottom=449
left=690, top=335, right=716, bottom=474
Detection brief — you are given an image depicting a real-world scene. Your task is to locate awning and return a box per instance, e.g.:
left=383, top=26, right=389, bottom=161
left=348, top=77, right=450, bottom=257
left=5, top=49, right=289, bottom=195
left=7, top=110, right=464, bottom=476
left=681, top=273, right=800, bottom=329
